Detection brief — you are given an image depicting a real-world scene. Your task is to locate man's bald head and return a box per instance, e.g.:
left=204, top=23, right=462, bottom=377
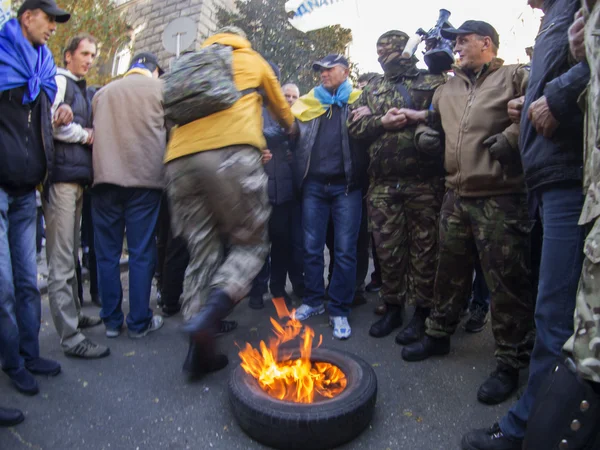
left=282, top=83, right=300, bottom=106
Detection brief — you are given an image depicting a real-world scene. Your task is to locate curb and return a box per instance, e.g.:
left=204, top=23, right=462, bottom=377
left=38, top=257, right=129, bottom=296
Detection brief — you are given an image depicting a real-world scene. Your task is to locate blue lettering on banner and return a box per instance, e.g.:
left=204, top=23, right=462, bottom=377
left=294, top=0, right=339, bottom=18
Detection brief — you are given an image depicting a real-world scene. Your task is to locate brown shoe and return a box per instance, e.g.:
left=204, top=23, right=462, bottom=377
left=374, top=303, right=387, bottom=315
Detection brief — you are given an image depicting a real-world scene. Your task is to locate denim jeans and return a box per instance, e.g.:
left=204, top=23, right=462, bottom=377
left=92, top=185, right=161, bottom=333
left=0, top=188, right=41, bottom=373
left=500, top=184, right=585, bottom=439
left=302, top=180, right=362, bottom=317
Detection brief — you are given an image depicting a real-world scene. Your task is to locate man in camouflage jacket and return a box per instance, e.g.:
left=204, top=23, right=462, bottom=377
left=400, top=21, right=536, bottom=408
left=348, top=30, right=446, bottom=345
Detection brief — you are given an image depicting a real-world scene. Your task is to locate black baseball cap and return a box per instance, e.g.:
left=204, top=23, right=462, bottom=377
left=312, top=54, right=350, bottom=72
left=129, top=52, right=164, bottom=76
left=441, top=20, right=500, bottom=48
left=18, top=0, right=70, bottom=23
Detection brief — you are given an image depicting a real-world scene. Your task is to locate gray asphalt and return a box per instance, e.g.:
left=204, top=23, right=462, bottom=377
left=0, top=272, right=523, bottom=450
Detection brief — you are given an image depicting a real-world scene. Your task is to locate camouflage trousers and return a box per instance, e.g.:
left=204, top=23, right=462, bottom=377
left=426, top=190, right=535, bottom=370
left=368, top=178, right=444, bottom=308
left=563, top=217, right=600, bottom=383
left=166, top=145, right=270, bottom=321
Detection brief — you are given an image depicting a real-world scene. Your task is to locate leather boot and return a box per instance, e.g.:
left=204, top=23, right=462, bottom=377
left=395, top=307, right=430, bottom=346
left=369, top=305, right=403, bottom=338
left=401, top=335, right=450, bottom=362
left=0, top=406, right=24, bottom=427
left=374, top=303, right=387, bottom=315
left=182, top=338, right=228, bottom=379
left=477, top=364, right=519, bottom=405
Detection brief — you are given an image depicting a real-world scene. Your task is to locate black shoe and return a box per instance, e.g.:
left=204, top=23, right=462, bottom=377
left=369, top=305, right=403, bottom=338
left=401, top=335, right=450, bottom=362
left=461, top=423, right=522, bottom=450
left=90, top=293, right=102, bottom=308
left=477, top=365, right=519, bottom=405
left=216, top=320, right=238, bottom=336
left=5, top=368, right=39, bottom=396
left=352, top=291, right=367, bottom=307
left=24, top=357, right=61, bottom=376
left=249, top=295, right=264, bottom=309
left=0, top=406, right=24, bottom=427
left=465, top=305, right=489, bottom=333
left=161, top=306, right=181, bottom=318
left=365, top=280, right=382, bottom=292
left=182, top=339, right=229, bottom=379
left=395, top=307, right=430, bottom=346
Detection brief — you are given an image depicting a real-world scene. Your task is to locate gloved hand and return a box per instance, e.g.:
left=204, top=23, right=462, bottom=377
left=416, top=128, right=441, bottom=155
left=483, top=133, right=514, bottom=166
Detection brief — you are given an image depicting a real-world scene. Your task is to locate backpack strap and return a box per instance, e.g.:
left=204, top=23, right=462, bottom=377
left=240, top=87, right=258, bottom=97
left=394, top=81, right=414, bottom=109
left=59, top=74, right=75, bottom=106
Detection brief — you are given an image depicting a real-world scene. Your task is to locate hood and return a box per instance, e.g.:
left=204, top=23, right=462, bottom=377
left=202, top=33, right=252, bottom=50
left=57, top=67, right=83, bottom=82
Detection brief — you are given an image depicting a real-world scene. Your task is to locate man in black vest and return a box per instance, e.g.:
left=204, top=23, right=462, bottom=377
left=44, top=33, right=109, bottom=359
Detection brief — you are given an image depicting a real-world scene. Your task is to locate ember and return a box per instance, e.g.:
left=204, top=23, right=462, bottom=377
left=238, top=298, right=347, bottom=404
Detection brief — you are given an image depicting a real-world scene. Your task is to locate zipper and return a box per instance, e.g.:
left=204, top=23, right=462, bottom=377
left=26, top=108, right=31, bottom=173
left=535, top=22, right=555, bottom=40
left=455, top=82, right=475, bottom=194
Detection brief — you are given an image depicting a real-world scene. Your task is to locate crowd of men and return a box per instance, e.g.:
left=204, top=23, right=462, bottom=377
left=0, top=0, right=599, bottom=448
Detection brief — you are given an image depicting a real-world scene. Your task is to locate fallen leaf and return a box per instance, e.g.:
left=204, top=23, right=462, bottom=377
left=416, top=417, right=424, bottom=423
left=372, top=363, right=381, bottom=367
left=83, top=381, right=88, bottom=388
left=154, top=398, right=159, bottom=403
left=403, top=411, right=413, bottom=418
left=124, top=351, right=136, bottom=357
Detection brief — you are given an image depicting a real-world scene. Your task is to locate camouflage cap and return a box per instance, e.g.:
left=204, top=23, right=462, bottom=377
left=377, top=30, right=410, bottom=55
left=215, top=26, right=247, bottom=39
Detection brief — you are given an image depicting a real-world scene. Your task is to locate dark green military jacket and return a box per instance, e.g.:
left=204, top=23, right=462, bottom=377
left=348, top=71, right=446, bottom=181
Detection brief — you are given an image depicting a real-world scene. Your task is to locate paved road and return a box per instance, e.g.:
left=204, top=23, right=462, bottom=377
left=0, top=272, right=522, bottom=450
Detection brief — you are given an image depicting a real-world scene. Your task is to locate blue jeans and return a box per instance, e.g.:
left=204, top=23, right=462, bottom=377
left=500, top=185, right=585, bottom=439
left=0, top=189, right=41, bottom=372
left=92, top=185, right=161, bottom=333
left=302, top=180, right=362, bottom=317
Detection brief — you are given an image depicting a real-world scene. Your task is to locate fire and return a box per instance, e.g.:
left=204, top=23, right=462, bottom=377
left=238, top=297, right=347, bottom=404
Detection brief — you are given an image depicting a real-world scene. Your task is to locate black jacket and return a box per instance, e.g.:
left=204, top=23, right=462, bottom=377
left=520, top=0, right=590, bottom=191
left=51, top=73, right=93, bottom=185
left=293, top=105, right=367, bottom=192
left=0, top=86, right=54, bottom=196
left=262, top=108, right=295, bottom=205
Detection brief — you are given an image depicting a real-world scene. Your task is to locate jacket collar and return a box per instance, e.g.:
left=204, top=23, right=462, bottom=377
left=453, top=58, right=504, bottom=86
left=57, top=67, right=84, bottom=82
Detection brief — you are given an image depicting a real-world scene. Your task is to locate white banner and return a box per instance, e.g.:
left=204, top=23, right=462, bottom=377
left=285, top=0, right=357, bottom=33
left=0, top=0, right=12, bottom=29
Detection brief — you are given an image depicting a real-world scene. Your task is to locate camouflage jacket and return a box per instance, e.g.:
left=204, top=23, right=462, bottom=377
left=579, top=0, right=600, bottom=225
left=347, top=71, right=446, bottom=181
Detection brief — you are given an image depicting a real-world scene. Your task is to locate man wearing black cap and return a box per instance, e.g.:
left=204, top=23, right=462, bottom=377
left=0, top=0, right=70, bottom=403
left=290, top=54, right=366, bottom=339
left=399, top=21, right=535, bottom=407
left=461, top=0, right=591, bottom=448
left=91, top=52, right=166, bottom=340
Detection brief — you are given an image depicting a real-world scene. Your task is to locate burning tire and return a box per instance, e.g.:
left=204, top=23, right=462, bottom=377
left=228, top=347, right=377, bottom=450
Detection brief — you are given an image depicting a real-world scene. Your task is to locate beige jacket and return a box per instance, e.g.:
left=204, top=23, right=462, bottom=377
left=432, top=58, right=529, bottom=197
left=92, top=71, right=166, bottom=189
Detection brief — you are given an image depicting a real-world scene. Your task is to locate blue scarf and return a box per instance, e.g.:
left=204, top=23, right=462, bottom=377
left=0, top=19, right=57, bottom=104
left=313, top=79, right=353, bottom=107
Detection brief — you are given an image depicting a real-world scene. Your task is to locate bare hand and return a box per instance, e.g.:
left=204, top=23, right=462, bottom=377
left=397, top=108, right=427, bottom=124
left=53, top=104, right=73, bottom=127
left=84, top=128, right=94, bottom=146
left=568, top=9, right=586, bottom=62
left=351, top=106, right=372, bottom=122
left=528, top=96, right=559, bottom=138
left=381, top=108, right=408, bottom=130
left=261, top=149, right=273, bottom=164
left=508, top=96, right=525, bottom=124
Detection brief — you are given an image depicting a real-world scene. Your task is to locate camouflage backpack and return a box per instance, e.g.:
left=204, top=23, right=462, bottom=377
left=162, top=44, right=251, bottom=126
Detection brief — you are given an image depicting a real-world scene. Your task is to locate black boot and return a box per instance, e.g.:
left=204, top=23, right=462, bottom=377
left=477, top=364, right=519, bottom=405
left=182, top=339, right=228, bottom=379
left=401, top=335, right=450, bottom=362
left=369, top=305, right=403, bottom=338
left=0, top=406, right=24, bottom=427
left=395, top=307, right=430, bottom=346
left=181, top=288, right=234, bottom=336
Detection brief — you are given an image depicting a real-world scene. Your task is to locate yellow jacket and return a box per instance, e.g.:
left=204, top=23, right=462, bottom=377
left=165, top=34, right=294, bottom=162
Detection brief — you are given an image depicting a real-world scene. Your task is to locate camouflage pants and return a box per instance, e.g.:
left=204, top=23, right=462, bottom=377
left=368, top=178, right=443, bottom=307
left=426, top=190, right=535, bottom=370
left=165, top=145, right=270, bottom=321
left=563, top=217, right=600, bottom=383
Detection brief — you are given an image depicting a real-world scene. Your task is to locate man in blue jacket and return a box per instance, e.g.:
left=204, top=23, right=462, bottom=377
left=461, top=0, right=591, bottom=448
left=0, top=0, right=71, bottom=397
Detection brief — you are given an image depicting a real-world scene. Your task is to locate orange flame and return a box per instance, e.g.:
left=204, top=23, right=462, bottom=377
left=238, top=297, right=347, bottom=403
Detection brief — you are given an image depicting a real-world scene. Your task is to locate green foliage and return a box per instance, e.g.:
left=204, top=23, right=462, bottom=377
left=215, top=0, right=353, bottom=94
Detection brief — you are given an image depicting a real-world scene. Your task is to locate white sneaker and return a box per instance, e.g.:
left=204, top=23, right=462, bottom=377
left=128, top=315, right=164, bottom=339
left=330, top=316, right=351, bottom=340
left=294, top=303, right=325, bottom=321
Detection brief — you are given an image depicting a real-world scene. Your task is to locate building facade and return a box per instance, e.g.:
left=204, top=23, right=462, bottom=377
left=112, top=0, right=235, bottom=76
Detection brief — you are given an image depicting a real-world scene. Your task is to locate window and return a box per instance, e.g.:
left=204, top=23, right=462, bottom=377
left=112, top=42, right=132, bottom=77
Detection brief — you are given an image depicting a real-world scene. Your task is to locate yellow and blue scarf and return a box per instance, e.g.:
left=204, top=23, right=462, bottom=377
left=292, top=79, right=361, bottom=122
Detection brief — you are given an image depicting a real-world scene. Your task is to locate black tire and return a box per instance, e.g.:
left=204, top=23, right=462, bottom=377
left=228, top=347, right=377, bottom=450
